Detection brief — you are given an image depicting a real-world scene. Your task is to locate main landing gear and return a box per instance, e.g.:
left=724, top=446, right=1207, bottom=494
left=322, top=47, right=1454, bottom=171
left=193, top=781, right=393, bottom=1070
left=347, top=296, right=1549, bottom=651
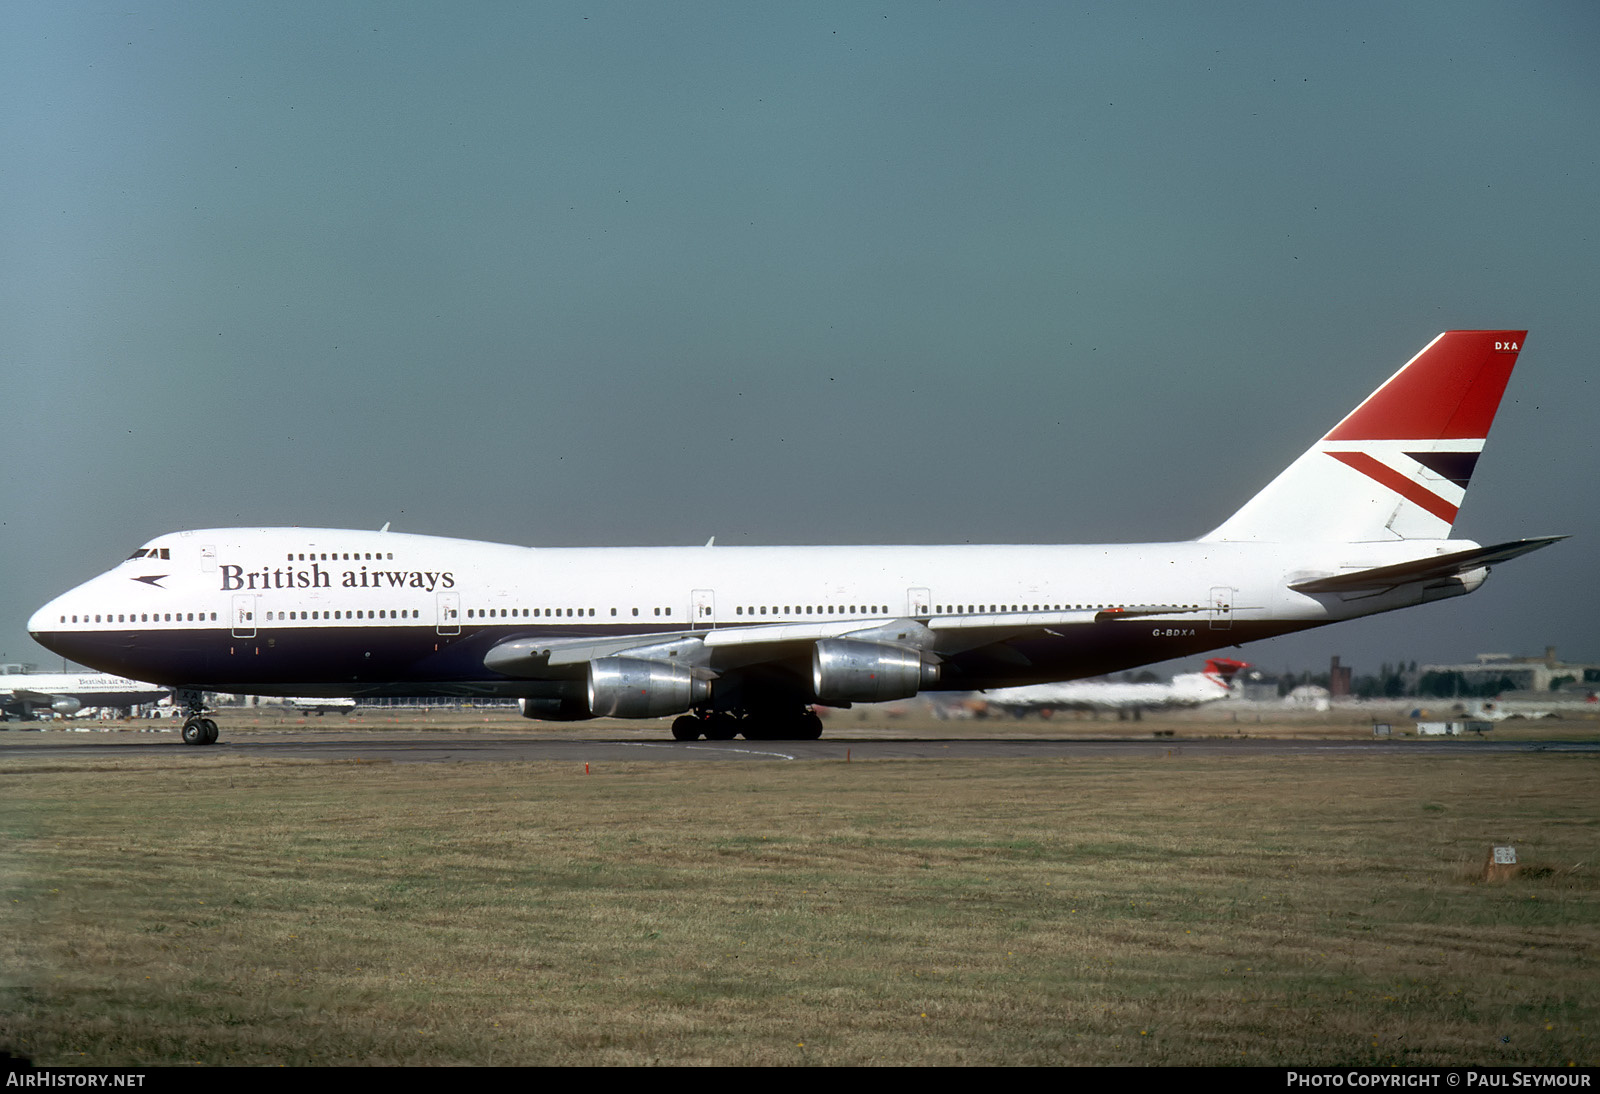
left=176, top=689, right=219, bottom=746
left=671, top=708, right=824, bottom=742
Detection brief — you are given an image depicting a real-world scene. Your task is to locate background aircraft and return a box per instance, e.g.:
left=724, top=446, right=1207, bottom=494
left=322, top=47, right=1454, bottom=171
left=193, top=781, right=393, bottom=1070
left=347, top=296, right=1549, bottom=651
left=0, top=670, right=169, bottom=721
left=972, top=658, right=1248, bottom=719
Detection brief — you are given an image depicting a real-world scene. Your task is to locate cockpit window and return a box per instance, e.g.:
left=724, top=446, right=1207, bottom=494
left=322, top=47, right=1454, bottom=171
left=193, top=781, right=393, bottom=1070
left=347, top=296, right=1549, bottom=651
left=125, top=547, right=169, bottom=561
left=126, top=549, right=148, bottom=560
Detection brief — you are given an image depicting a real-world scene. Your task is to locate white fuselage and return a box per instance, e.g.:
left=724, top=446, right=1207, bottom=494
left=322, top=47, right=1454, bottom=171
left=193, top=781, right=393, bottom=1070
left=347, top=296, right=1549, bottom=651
left=27, top=526, right=1480, bottom=700
left=984, top=669, right=1235, bottom=712
left=0, top=671, right=170, bottom=717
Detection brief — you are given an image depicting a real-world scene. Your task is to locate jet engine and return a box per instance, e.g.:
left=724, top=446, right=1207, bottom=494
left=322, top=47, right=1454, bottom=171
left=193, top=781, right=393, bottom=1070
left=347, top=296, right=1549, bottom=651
left=50, top=697, right=82, bottom=715
left=811, top=639, right=938, bottom=704
left=586, top=657, right=711, bottom=718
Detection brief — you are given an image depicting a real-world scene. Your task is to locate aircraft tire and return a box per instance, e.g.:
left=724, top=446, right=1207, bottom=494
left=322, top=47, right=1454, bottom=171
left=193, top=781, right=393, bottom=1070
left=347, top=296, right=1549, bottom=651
left=703, top=713, right=739, bottom=741
left=671, top=715, right=701, bottom=741
left=181, top=719, right=207, bottom=746
left=201, top=719, right=219, bottom=745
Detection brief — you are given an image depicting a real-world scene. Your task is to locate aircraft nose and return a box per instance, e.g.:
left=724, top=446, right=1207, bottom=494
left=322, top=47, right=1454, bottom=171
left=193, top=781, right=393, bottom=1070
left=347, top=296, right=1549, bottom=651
left=28, top=596, right=62, bottom=638
left=28, top=586, right=85, bottom=659
left=28, top=584, right=120, bottom=669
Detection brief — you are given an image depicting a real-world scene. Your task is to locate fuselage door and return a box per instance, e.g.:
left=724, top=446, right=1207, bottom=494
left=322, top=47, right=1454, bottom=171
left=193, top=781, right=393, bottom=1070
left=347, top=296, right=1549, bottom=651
left=231, top=594, right=256, bottom=639
left=436, top=592, right=460, bottom=636
left=692, top=589, right=715, bottom=631
left=1209, top=586, right=1235, bottom=631
left=907, top=587, right=931, bottom=618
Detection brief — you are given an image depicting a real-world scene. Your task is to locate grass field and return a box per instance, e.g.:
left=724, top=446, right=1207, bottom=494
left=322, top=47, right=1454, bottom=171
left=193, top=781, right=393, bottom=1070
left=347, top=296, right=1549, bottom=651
left=2, top=729, right=1597, bottom=1065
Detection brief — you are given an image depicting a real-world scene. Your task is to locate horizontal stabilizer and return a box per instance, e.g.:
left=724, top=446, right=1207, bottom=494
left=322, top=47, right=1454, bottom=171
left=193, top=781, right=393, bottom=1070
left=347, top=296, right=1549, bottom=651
left=1289, top=536, right=1565, bottom=594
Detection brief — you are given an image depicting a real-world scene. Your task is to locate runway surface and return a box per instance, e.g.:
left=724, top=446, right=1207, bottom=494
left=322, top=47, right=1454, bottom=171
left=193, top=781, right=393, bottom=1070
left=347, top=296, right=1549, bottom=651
left=4, top=728, right=1598, bottom=763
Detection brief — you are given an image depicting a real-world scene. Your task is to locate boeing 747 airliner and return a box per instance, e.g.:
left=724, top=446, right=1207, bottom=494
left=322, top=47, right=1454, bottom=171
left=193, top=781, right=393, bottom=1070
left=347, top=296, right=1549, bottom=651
left=976, top=658, right=1249, bottom=719
left=0, top=671, right=169, bottom=721
left=28, top=331, right=1561, bottom=745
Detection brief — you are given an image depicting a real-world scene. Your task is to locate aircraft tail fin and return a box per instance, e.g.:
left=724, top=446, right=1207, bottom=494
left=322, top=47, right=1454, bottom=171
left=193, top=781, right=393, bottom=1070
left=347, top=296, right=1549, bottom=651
left=1202, top=658, right=1249, bottom=683
left=1201, top=331, right=1527, bottom=543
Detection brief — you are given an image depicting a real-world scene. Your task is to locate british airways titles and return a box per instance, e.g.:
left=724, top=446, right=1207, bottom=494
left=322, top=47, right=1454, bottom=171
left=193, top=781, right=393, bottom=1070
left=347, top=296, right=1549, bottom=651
left=218, top=563, right=456, bottom=593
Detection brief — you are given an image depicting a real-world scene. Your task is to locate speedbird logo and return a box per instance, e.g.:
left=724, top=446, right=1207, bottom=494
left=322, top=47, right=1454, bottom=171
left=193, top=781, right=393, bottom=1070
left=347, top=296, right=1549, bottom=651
left=220, top=563, right=455, bottom=592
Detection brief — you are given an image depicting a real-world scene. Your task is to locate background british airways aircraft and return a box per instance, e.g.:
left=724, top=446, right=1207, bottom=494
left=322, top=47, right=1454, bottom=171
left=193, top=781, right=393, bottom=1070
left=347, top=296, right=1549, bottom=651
left=974, top=658, right=1249, bottom=719
left=28, top=331, right=1559, bottom=745
left=0, top=670, right=169, bottom=721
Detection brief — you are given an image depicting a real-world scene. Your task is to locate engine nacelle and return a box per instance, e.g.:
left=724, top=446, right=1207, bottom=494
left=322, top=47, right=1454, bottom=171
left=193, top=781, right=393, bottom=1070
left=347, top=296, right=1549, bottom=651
left=587, top=657, right=710, bottom=719
left=812, top=639, right=938, bottom=704
left=51, top=697, right=82, bottom=715
left=518, top=696, right=594, bottom=722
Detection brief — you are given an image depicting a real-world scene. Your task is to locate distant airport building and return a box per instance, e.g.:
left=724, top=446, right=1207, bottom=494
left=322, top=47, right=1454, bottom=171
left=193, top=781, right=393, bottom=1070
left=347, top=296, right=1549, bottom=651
left=1417, top=647, right=1600, bottom=697
left=1329, top=656, right=1352, bottom=699
left=1235, top=668, right=1283, bottom=703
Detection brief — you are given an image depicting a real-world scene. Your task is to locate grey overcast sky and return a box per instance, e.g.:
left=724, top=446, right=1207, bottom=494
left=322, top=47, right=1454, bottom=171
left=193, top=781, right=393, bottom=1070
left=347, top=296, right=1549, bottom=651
left=3, top=1, right=1596, bottom=679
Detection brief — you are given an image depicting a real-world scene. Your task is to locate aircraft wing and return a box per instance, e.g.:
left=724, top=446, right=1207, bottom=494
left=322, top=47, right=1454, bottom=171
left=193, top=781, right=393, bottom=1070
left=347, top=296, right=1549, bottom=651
left=484, top=621, right=928, bottom=679
left=1289, top=536, right=1566, bottom=594
left=485, top=632, right=707, bottom=675
left=483, top=604, right=1214, bottom=680
left=2, top=688, right=57, bottom=705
